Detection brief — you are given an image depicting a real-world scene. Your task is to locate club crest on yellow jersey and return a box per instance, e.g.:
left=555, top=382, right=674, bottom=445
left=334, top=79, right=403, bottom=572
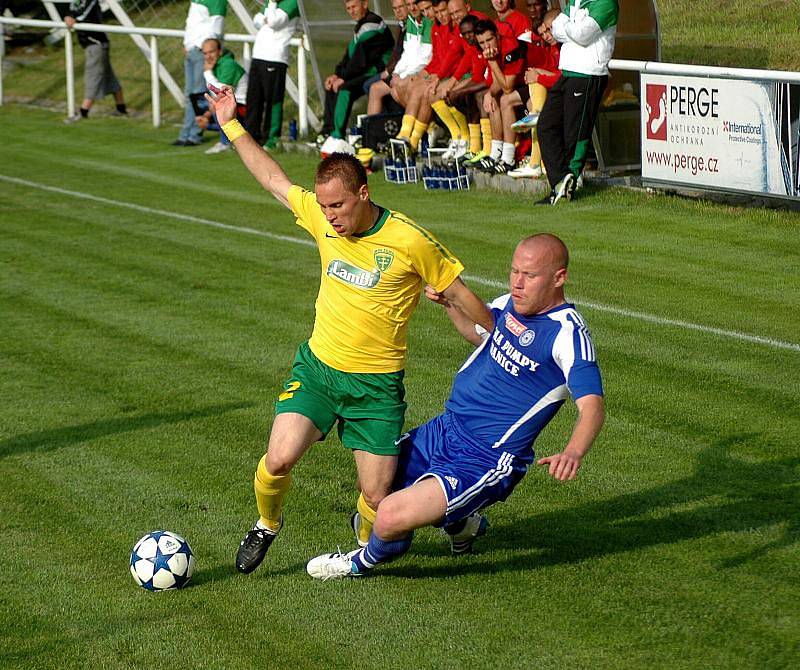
left=373, top=248, right=395, bottom=272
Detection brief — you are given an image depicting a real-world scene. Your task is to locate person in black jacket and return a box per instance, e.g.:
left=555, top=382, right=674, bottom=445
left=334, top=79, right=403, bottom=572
left=319, top=0, right=395, bottom=141
left=63, top=0, right=127, bottom=122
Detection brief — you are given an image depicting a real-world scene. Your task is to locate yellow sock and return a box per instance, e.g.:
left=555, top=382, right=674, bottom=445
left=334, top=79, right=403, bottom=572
left=480, top=118, right=492, bottom=155
left=410, top=120, right=429, bottom=149
left=431, top=100, right=460, bottom=140
left=356, top=492, right=377, bottom=545
left=530, top=129, right=542, bottom=167
left=450, top=107, right=469, bottom=139
left=532, top=83, right=547, bottom=113
left=254, top=456, right=290, bottom=531
left=399, top=113, right=416, bottom=139
left=468, top=123, right=481, bottom=153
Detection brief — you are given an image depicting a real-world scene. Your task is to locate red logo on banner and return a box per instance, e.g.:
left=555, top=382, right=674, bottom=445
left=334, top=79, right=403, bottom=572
left=646, top=84, right=668, bottom=141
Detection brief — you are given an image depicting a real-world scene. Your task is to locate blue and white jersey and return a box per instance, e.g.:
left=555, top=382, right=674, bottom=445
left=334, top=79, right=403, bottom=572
left=444, top=294, right=603, bottom=464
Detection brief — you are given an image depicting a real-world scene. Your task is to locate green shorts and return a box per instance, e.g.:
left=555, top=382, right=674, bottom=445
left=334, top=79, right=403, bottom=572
left=274, top=342, right=406, bottom=456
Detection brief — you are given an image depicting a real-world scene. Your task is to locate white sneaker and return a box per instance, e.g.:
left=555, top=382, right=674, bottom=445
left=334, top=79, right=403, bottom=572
left=453, top=139, right=469, bottom=160
left=205, top=141, right=231, bottom=155
left=306, top=548, right=363, bottom=581
left=446, top=513, right=489, bottom=555
left=511, top=112, right=540, bottom=131
left=440, top=139, right=458, bottom=162
left=552, top=173, right=575, bottom=205
left=508, top=163, right=543, bottom=179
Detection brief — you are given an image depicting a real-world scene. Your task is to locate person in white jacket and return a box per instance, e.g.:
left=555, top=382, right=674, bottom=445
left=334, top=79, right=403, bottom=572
left=245, top=0, right=301, bottom=148
left=536, top=0, right=618, bottom=204
left=174, top=0, right=227, bottom=146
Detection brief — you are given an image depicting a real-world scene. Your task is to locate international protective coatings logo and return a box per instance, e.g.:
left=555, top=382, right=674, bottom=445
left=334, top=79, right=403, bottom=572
left=645, top=84, right=668, bottom=141
left=373, top=248, right=394, bottom=271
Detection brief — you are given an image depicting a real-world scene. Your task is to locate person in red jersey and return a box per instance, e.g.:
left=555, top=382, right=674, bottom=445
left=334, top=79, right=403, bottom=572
left=471, top=19, right=525, bottom=175
left=491, top=0, right=533, bottom=42
left=504, top=7, right=561, bottom=178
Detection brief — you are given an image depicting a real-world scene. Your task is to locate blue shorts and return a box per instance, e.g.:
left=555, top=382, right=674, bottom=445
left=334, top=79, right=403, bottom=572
left=394, top=412, right=528, bottom=527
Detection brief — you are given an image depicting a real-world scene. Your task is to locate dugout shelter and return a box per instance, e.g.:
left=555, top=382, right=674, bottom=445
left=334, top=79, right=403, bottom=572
left=593, top=0, right=661, bottom=171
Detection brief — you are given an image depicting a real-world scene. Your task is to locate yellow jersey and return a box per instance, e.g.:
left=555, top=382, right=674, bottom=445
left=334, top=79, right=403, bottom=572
left=288, top=185, right=464, bottom=373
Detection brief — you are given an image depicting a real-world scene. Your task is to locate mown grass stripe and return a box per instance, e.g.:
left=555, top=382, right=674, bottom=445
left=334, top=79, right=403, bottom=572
left=2, top=173, right=798, bottom=354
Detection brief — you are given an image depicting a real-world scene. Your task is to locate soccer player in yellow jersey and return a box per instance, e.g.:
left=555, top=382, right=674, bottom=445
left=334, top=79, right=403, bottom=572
left=209, top=87, right=494, bottom=574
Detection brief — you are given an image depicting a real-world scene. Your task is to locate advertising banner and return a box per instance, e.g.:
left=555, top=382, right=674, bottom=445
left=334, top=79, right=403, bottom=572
left=641, top=74, right=800, bottom=199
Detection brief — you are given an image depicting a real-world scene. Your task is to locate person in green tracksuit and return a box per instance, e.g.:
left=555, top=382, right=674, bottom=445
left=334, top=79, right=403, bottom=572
left=320, top=0, right=395, bottom=141
left=537, top=0, right=618, bottom=204
left=198, top=38, right=248, bottom=154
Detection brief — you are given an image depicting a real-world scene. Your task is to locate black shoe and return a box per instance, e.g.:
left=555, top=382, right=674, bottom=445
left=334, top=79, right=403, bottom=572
left=535, top=191, right=555, bottom=205
left=235, top=519, right=282, bottom=574
left=172, top=139, right=189, bottom=146
left=493, top=161, right=513, bottom=175
left=475, top=156, right=498, bottom=173
left=444, top=513, right=489, bottom=555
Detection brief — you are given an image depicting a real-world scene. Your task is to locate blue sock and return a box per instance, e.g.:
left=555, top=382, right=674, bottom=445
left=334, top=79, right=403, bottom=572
left=351, top=533, right=412, bottom=573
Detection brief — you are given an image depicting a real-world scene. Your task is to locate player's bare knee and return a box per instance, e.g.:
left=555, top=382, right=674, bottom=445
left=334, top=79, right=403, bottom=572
left=359, top=486, right=389, bottom=511
left=374, top=498, right=408, bottom=537
left=264, top=448, right=296, bottom=476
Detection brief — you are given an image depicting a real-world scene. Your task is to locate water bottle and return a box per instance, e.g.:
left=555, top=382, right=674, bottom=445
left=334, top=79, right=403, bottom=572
left=288, top=119, right=298, bottom=141
left=420, top=136, right=429, bottom=158
left=407, top=158, right=417, bottom=183
left=439, top=166, right=448, bottom=190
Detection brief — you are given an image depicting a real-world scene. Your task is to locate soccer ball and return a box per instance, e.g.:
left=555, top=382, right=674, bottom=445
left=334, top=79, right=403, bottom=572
left=130, top=530, right=195, bottom=591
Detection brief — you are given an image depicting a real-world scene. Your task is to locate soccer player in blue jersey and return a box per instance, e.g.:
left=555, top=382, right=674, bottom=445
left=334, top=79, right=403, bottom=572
left=307, top=233, right=605, bottom=580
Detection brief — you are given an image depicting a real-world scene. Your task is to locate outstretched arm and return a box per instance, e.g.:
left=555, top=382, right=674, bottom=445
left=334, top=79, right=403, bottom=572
left=208, top=87, right=294, bottom=209
left=537, top=394, right=605, bottom=481
left=424, top=284, right=489, bottom=346
left=427, top=277, right=494, bottom=341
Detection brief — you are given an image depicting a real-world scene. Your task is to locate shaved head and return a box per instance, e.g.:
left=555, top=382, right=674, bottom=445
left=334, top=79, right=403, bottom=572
left=518, top=233, right=569, bottom=272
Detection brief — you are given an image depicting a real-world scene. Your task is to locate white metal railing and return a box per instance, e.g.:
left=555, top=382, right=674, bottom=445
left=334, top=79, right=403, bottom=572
left=3, top=17, right=800, bottom=130
left=0, top=16, right=311, bottom=134
left=609, top=58, right=800, bottom=84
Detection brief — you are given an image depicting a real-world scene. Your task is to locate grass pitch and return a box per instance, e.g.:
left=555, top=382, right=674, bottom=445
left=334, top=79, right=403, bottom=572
left=1, top=106, right=799, bottom=669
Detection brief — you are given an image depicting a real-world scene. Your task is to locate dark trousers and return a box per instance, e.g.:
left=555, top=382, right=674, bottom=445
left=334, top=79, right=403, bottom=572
left=321, top=78, right=369, bottom=139
left=244, top=59, right=287, bottom=146
left=538, top=74, right=608, bottom=189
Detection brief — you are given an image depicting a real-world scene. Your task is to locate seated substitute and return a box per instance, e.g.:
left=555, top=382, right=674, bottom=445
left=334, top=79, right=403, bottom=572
left=472, top=19, right=524, bottom=174
left=307, top=233, right=606, bottom=580
left=505, top=7, right=562, bottom=179
left=364, top=0, right=409, bottom=116
left=195, top=38, right=248, bottom=154
left=319, top=0, right=395, bottom=142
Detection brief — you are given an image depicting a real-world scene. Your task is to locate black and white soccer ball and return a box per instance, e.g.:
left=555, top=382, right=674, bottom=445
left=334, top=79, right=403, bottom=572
left=130, top=530, right=195, bottom=591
